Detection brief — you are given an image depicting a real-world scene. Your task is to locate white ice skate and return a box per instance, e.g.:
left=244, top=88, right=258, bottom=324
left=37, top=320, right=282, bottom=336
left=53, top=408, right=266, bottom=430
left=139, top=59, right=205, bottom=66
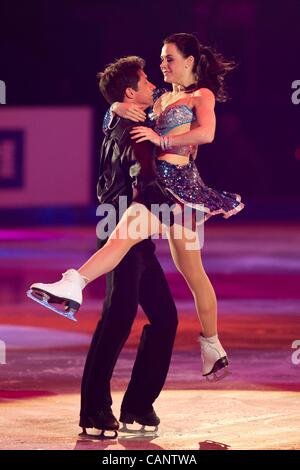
left=26, top=269, right=88, bottom=321
left=199, top=334, right=229, bottom=382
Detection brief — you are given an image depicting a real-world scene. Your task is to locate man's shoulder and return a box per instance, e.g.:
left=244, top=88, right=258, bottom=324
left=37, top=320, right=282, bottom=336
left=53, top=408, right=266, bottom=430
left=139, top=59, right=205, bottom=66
left=113, top=117, right=136, bottom=135
left=119, top=119, right=152, bottom=153
left=106, top=118, right=153, bottom=157
left=105, top=117, right=136, bottom=146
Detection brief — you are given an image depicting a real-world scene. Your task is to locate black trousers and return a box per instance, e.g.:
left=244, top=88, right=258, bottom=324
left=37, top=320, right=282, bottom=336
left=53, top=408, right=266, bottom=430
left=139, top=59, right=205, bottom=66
left=80, top=238, right=178, bottom=419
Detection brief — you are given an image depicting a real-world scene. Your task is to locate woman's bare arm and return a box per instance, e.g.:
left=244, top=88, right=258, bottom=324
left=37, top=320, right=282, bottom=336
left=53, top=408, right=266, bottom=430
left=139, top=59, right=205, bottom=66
left=111, top=102, right=147, bottom=122
left=170, top=88, right=216, bottom=146
left=129, top=88, right=216, bottom=147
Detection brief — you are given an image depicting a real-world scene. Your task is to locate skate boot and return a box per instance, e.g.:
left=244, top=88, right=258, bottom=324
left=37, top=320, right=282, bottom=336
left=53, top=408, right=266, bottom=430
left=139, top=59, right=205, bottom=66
left=119, top=409, right=160, bottom=434
left=26, top=269, right=88, bottom=321
left=199, top=334, right=229, bottom=382
left=79, top=409, right=119, bottom=440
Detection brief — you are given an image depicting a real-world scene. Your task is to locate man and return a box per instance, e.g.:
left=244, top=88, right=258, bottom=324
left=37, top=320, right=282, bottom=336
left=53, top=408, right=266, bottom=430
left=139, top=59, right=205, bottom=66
left=79, top=56, right=178, bottom=435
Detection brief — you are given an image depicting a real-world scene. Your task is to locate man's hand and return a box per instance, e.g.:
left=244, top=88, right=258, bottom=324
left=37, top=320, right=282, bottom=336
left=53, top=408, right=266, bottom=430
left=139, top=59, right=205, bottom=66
left=112, top=102, right=147, bottom=122
left=130, top=126, right=160, bottom=146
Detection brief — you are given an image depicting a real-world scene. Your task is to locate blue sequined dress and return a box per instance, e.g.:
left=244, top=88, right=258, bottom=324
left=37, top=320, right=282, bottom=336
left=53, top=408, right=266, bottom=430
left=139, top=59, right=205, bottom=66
left=102, top=89, right=244, bottom=222
left=151, top=97, right=244, bottom=222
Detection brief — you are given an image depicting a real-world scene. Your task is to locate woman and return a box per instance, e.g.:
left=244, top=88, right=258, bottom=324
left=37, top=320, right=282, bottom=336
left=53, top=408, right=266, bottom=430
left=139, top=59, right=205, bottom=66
left=28, top=33, right=244, bottom=381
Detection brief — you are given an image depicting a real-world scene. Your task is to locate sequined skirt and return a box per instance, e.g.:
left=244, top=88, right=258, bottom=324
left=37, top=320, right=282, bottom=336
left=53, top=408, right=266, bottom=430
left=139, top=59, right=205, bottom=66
left=155, top=157, right=244, bottom=222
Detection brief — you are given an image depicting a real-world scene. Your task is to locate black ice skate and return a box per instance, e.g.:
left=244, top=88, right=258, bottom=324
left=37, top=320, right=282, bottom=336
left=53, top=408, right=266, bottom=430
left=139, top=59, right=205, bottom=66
left=199, top=334, right=230, bottom=382
left=26, top=269, right=88, bottom=321
left=119, top=409, right=160, bottom=434
left=78, top=410, right=119, bottom=440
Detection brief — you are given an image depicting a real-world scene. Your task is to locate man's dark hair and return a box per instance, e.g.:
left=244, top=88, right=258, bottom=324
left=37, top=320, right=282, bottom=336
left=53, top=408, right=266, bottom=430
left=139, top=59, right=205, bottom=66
left=97, top=56, right=145, bottom=104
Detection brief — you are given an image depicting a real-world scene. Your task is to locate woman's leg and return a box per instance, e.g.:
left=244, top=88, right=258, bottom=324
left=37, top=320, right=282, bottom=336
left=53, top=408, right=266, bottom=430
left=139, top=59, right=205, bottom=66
left=166, top=223, right=217, bottom=337
left=166, top=222, right=229, bottom=379
left=28, top=202, right=165, bottom=320
left=78, top=203, right=163, bottom=283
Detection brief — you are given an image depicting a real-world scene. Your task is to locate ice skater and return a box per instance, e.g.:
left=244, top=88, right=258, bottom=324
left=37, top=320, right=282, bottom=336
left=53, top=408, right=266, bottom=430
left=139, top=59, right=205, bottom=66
left=28, top=33, right=244, bottom=386
left=76, top=56, right=177, bottom=438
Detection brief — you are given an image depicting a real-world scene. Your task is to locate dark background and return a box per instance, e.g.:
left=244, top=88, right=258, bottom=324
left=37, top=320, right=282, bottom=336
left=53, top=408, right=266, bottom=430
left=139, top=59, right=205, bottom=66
left=1, top=0, right=300, bottom=221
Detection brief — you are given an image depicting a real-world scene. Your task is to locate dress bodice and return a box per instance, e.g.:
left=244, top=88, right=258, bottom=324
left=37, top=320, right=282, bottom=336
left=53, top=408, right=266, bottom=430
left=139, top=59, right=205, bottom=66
left=154, top=104, right=196, bottom=136
left=151, top=103, right=197, bottom=157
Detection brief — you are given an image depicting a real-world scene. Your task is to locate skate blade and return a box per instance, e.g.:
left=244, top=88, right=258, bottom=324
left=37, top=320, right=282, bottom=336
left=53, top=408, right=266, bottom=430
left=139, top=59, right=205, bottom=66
left=203, top=356, right=230, bottom=382
left=119, top=423, right=158, bottom=435
left=26, top=289, right=77, bottom=322
left=205, top=367, right=231, bottom=383
left=78, top=429, right=118, bottom=440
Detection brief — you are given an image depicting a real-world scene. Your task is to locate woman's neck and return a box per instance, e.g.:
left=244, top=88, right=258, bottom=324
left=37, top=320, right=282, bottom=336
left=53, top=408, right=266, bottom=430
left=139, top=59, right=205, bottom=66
left=172, top=78, right=197, bottom=94
left=172, top=84, right=184, bottom=95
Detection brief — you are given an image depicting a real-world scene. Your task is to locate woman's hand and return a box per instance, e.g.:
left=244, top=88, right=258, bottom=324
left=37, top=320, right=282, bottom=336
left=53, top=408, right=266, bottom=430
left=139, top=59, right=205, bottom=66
left=130, top=126, right=161, bottom=146
left=112, top=102, right=147, bottom=122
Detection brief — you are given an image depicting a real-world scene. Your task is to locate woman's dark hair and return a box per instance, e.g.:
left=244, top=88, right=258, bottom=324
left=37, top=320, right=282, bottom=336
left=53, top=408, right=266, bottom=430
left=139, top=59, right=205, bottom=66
left=97, top=56, right=145, bottom=104
left=163, top=33, right=236, bottom=102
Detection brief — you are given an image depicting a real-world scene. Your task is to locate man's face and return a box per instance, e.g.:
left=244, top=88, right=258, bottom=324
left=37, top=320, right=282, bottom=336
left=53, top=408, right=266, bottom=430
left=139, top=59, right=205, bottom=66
left=133, top=70, right=155, bottom=107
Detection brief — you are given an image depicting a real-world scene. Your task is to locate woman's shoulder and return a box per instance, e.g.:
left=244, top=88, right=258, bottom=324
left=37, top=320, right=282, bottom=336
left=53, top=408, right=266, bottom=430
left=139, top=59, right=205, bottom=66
left=192, top=87, right=215, bottom=99
left=191, top=88, right=216, bottom=108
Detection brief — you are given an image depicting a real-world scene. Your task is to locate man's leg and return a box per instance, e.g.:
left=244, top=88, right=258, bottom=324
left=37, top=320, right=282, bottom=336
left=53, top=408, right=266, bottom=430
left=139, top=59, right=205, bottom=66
left=120, top=253, right=178, bottom=415
left=80, top=273, right=114, bottom=419
left=80, top=244, right=145, bottom=422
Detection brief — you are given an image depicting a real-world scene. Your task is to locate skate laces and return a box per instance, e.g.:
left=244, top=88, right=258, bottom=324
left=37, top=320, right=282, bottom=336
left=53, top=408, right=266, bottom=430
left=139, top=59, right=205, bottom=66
left=62, top=269, right=89, bottom=288
left=62, top=269, right=77, bottom=279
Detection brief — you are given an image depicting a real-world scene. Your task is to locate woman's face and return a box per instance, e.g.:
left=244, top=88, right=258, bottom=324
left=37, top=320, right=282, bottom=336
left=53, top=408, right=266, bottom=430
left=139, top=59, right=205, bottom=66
left=160, top=42, right=194, bottom=85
